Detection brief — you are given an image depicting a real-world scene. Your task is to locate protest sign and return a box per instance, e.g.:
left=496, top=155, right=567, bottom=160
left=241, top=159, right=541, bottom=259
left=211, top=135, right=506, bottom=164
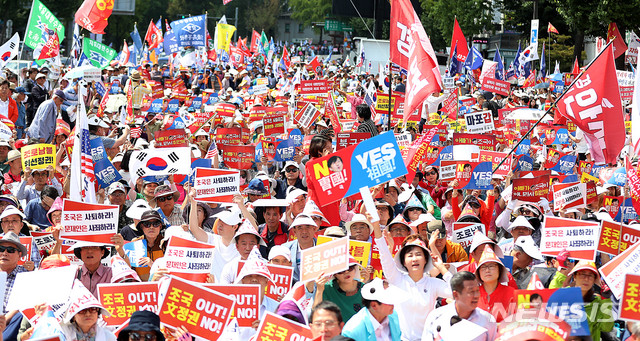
left=604, top=195, right=623, bottom=219
left=263, top=113, right=286, bottom=136
left=216, top=127, right=243, bottom=147
left=317, top=235, right=372, bottom=268
left=60, top=199, right=118, bottom=244
left=550, top=154, right=577, bottom=175
left=600, top=240, right=640, bottom=299
left=154, top=130, right=188, bottom=148
left=214, top=102, right=236, bottom=116
left=440, top=92, right=458, bottom=118
left=298, top=80, right=330, bottom=96
left=479, top=150, right=511, bottom=176
left=336, top=132, right=370, bottom=150
left=620, top=274, right=640, bottom=321
left=452, top=223, right=485, bottom=248
left=454, top=161, right=493, bottom=190
left=7, top=265, right=77, bottom=311
left=512, top=175, right=550, bottom=202
left=221, top=144, right=255, bottom=169
left=255, top=312, right=314, bottom=341
left=30, top=231, right=56, bottom=252
left=370, top=237, right=405, bottom=279
left=621, top=86, right=634, bottom=101
left=597, top=220, right=621, bottom=255
left=402, top=123, right=442, bottom=183
left=552, top=182, right=586, bottom=211
left=464, top=110, right=494, bottom=134
left=513, top=287, right=590, bottom=336
left=252, top=77, right=269, bottom=95
left=97, top=282, right=159, bottom=326
left=204, top=284, right=260, bottom=327
left=18, top=237, right=32, bottom=265
left=88, top=138, right=122, bottom=188
left=578, top=161, right=594, bottom=176
left=481, top=77, right=510, bottom=96
left=496, top=318, right=572, bottom=341
left=123, top=239, right=147, bottom=267
left=541, top=216, right=599, bottom=261
left=452, top=133, right=496, bottom=150
left=423, top=145, right=440, bottom=166
left=306, top=131, right=407, bottom=206
left=193, top=168, right=239, bottom=203
left=538, top=125, right=570, bottom=145
left=300, top=237, right=349, bottom=282
left=619, top=223, right=640, bottom=253
left=238, top=261, right=293, bottom=301
left=395, top=133, right=412, bottom=149
left=159, top=276, right=235, bottom=340
left=294, top=103, right=321, bottom=129
left=164, top=236, right=216, bottom=282
left=21, top=144, right=56, bottom=170
left=439, top=160, right=457, bottom=182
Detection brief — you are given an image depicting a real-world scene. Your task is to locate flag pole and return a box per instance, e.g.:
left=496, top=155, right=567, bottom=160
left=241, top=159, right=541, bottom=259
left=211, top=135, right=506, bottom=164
left=387, top=60, right=392, bottom=132
left=492, top=41, right=615, bottom=173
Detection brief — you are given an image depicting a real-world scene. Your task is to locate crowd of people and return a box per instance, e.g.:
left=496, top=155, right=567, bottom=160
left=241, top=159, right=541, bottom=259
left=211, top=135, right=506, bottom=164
left=0, top=27, right=635, bottom=341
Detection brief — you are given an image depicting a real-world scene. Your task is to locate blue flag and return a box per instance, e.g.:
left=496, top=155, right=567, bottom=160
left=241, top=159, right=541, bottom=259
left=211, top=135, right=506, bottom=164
left=163, top=30, right=179, bottom=54
left=170, top=15, right=207, bottom=47
left=464, top=46, right=483, bottom=70
left=449, top=45, right=460, bottom=75
left=493, top=48, right=504, bottom=80
left=130, top=24, right=143, bottom=51
left=540, top=42, right=546, bottom=79
left=128, top=44, right=137, bottom=65
left=510, top=42, right=522, bottom=78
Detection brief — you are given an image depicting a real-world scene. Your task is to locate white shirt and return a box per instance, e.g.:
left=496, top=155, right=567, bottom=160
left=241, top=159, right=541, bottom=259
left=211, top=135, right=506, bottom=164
left=368, top=309, right=392, bottom=341
left=0, top=98, right=9, bottom=118
left=421, top=94, right=446, bottom=119
left=206, top=233, right=240, bottom=282
left=219, top=256, right=241, bottom=284
left=422, top=302, right=497, bottom=341
left=375, top=236, right=453, bottom=341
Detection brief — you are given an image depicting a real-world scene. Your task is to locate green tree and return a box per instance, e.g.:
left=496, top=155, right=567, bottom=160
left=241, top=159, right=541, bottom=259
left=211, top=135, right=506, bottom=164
left=288, top=0, right=331, bottom=27
left=244, top=0, right=282, bottom=36
left=420, top=0, right=494, bottom=51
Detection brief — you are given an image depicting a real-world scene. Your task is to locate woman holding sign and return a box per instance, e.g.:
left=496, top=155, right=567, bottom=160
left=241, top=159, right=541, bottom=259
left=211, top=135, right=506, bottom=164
left=372, top=213, right=453, bottom=341
left=130, top=210, right=166, bottom=281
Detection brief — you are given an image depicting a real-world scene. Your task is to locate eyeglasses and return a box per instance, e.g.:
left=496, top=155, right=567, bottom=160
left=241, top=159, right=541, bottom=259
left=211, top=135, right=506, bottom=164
left=480, top=263, right=499, bottom=271
left=157, top=195, right=174, bottom=203
left=140, top=220, right=162, bottom=229
left=0, top=246, right=18, bottom=253
left=129, top=332, right=157, bottom=341
left=1, top=219, right=21, bottom=225
left=311, top=320, right=338, bottom=328
left=426, top=171, right=437, bottom=175
left=78, top=307, right=100, bottom=314
left=576, top=272, right=596, bottom=280
left=285, top=168, right=298, bottom=173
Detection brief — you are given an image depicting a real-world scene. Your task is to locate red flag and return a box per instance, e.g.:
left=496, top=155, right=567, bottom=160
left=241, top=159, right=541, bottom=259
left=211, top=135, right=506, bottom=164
left=74, top=0, right=113, bottom=34
left=450, top=18, right=469, bottom=63
left=250, top=30, right=261, bottom=52
left=33, top=29, right=60, bottom=60
left=571, top=57, right=580, bottom=75
left=400, top=0, right=442, bottom=124
left=403, top=121, right=443, bottom=183
left=547, top=22, right=559, bottom=34
left=237, top=37, right=249, bottom=51
left=282, top=46, right=291, bottom=69
left=307, top=56, right=322, bottom=76
left=390, top=0, right=411, bottom=68
left=144, top=20, right=163, bottom=49
left=556, top=43, right=625, bottom=165
left=522, top=70, right=536, bottom=88
left=607, top=22, right=628, bottom=59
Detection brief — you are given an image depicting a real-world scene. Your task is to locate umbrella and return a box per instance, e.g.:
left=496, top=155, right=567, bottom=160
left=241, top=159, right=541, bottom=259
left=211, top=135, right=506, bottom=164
left=505, top=108, right=553, bottom=122
left=533, top=82, right=550, bottom=89
left=105, top=94, right=127, bottom=113
left=65, top=65, right=101, bottom=80
left=549, top=73, right=563, bottom=82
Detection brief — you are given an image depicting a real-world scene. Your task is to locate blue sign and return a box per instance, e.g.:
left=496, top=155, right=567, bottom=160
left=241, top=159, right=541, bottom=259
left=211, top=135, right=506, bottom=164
left=515, top=139, right=531, bottom=156
left=170, top=15, right=207, bottom=47
left=89, top=137, right=122, bottom=188
left=167, top=99, right=180, bottom=113
left=550, top=154, right=576, bottom=174
left=288, top=129, right=303, bottom=147
left=515, top=154, right=534, bottom=172
left=274, top=139, right=295, bottom=162
left=607, top=167, right=627, bottom=186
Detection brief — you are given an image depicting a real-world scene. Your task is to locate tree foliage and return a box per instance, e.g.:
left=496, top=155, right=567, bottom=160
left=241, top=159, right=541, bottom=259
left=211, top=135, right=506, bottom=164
left=288, top=0, right=331, bottom=27
left=245, top=0, right=282, bottom=36
left=420, top=0, right=494, bottom=51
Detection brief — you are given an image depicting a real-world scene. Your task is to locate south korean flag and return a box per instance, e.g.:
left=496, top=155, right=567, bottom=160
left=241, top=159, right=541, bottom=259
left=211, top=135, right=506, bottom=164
left=129, top=147, right=192, bottom=181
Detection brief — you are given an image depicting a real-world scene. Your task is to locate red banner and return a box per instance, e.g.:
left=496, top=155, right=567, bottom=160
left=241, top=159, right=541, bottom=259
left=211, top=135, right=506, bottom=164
left=97, top=282, right=159, bottom=326
left=481, top=77, right=510, bottom=96
left=452, top=133, right=496, bottom=151
left=298, top=80, right=330, bottom=96
left=263, top=113, right=286, bottom=136
left=74, top=0, right=113, bottom=34
left=154, top=130, right=188, bottom=148
left=479, top=150, right=511, bottom=176
left=204, top=284, right=260, bottom=327
left=216, top=127, right=243, bottom=149
left=221, top=144, right=255, bottom=169
left=512, top=175, right=550, bottom=202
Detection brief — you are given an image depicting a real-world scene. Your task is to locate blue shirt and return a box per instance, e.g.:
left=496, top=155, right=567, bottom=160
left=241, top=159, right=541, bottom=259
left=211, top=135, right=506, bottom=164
left=24, top=198, right=52, bottom=229
left=27, top=99, right=58, bottom=143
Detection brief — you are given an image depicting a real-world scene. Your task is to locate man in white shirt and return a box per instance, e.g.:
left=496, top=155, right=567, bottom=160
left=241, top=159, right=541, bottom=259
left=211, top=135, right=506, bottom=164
left=419, top=92, right=446, bottom=132
left=422, top=271, right=497, bottom=341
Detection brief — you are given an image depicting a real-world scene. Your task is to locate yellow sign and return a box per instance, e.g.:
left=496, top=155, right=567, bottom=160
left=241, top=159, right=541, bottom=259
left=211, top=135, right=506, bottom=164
left=317, top=235, right=371, bottom=268
left=21, top=143, right=56, bottom=170
left=581, top=172, right=599, bottom=183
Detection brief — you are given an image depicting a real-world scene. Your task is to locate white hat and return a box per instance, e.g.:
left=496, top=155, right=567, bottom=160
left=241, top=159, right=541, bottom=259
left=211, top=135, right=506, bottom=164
left=284, top=161, right=300, bottom=170
left=361, top=278, right=407, bottom=305
left=507, top=215, right=534, bottom=233
left=233, top=221, right=267, bottom=247
left=112, top=153, right=124, bottom=164
left=107, top=181, right=126, bottom=195
left=0, top=206, right=24, bottom=220
left=268, top=245, right=291, bottom=262
left=345, top=214, right=372, bottom=235
left=215, top=207, right=243, bottom=226
left=35, top=73, right=46, bottom=80
left=87, top=115, right=110, bottom=128
left=290, top=214, right=317, bottom=229
left=514, top=235, right=544, bottom=261
left=286, top=188, right=307, bottom=205
left=126, top=199, right=152, bottom=220
left=469, top=230, right=504, bottom=258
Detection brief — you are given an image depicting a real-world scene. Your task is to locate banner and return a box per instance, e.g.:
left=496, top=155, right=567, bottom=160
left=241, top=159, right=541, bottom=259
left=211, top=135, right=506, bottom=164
left=513, top=287, right=590, bottom=336
left=193, top=168, right=239, bottom=203
left=336, top=132, right=370, bottom=150
left=298, top=80, right=330, bottom=96
left=512, top=175, right=550, bottom=202
left=171, top=15, right=207, bottom=47
left=453, top=161, right=492, bottom=190
left=154, top=130, right=188, bottom=148
left=306, top=131, right=407, bottom=206
left=540, top=216, right=600, bottom=261
left=164, top=236, right=215, bottom=282
left=263, top=113, right=286, bottom=136
left=452, top=133, right=496, bottom=150
left=440, top=92, right=458, bottom=118
left=89, top=137, right=121, bottom=188
left=24, top=0, right=65, bottom=49
left=600, top=240, right=640, bottom=299
left=481, top=77, right=510, bottom=96
left=479, top=150, right=511, bottom=176
left=204, top=284, right=260, bottom=327
left=620, top=274, right=640, bottom=321
left=597, top=220, right=624, bottom=256
left=255, top=312, right=314, bottom=341
left=552, top=182, right=586, bottom=211
left=300, top=237, right=349, bottom=282
left=129, top=147, right=191, bottom=181
left=238, top=261, right=293, bottom=301
left=21, top=144, right=55, bottom=170
left=293, top=102, right=321, bottom=128
left=158, top=276, right=235, bottom=339
left=60, top=199, right=118, bottom=244
left=97, top=282, right=159, bottom=326
left=452, top=222, right=485, bottom=248
left=221, top=144, right=254, bottom=169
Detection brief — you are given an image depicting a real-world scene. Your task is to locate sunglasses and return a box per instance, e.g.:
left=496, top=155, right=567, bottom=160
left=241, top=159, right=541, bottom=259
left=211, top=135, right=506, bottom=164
left=0, top=245, right=18, bottom=253
left=285, top=168, right=298, bottom=173
left=78, top=307, right=100, bottom=314
left=140, top=220, right=162, bottom=229
left=426, top=171, right=437, bottom=175
left=157, top=195, right=174, bottom=203
left=129, top=333, right=157, bottom=341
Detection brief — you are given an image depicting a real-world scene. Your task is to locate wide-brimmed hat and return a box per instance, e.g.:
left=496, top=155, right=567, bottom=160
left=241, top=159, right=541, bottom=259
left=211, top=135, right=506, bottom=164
left=0, top=232, right=27, bottom=256
left=6, top=150, right=20, bottom=163
left=126, top=199, right=152, bottom=221
left=233, top=221, right=267, bottom=247
left=361, top=278, right=407, bottom=305
left=69, top=241, right=110, bottom=259
left=0, top=206, right=24, bottom=220
left=514, top=235, right=544, bottom=261
left=244, top=178, right=268, bottom=195
left=475, top=244, right=509, bottom=283
left=135, top=210, right=165, bottom=231
left=345, top=214, right=372, bottom=235
left=507, top=215, right=535, bottom=233
left=152, top=184, right=180, bottom=202
left=130, top=71, right=142, bottom=81
left=393, top=238, right=433, bottom=274
left=117, top=311, right=165, bottom=341
left=568, top=260, right=600, bottom=281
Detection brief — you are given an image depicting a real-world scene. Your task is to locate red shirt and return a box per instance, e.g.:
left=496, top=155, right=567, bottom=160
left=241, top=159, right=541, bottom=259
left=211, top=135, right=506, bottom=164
left=478, top=283, right=515, bottom=322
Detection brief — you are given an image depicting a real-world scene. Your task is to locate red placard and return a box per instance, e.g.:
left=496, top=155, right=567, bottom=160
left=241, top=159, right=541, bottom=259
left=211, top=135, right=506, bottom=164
left=204, top=284, right=260, bottom=327
left=598, top=220, right=622, bottom=255
left=215, top=103, right=236, bottom=117
left=452, top=133, right=496, bottom=151
left=336, top=132, right=371, bottom=150
left=221, top=144, right=255, bottom=169
left=620, top=274, right=640, bottom=321
left=620, top=223, right=640, bottom=253
left=248, top=106, right=267, bottom=123
left=97, top=282, right=159, bottom=326
left=263, top=113, right=286, bottom=136
left=603, top=195, right=623, bottom=220
left=216, top=127, right=243, bottom=149
left=159, top=277, right=235, bottom=340
left=440, top=92, right=458, bottom=118
left=370, top=237, right=410, bottom=279
left=293, top=102, right=322, bottom=129
left=478, top=150, right=511, bottom=176
left=18, top=237, right=31, bottom=265
left=255, top=312, right=314, bottom=341
left=620, top=86, right=634, bottom=101
left=238, top=261, right=294, bottom=301
left=188, top=112, right=214, bottom=134
left=298, top=80, right=330, bottom=96
left=481, top=77, right=510, bottom=96
left=154, top=130, right=188, bottom=148
left=512, top=175, right=550, bottom=202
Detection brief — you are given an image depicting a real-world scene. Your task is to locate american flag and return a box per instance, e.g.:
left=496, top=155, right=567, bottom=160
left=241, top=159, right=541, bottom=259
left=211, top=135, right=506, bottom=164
left=70, top=91, right=97, bottom=203
left=131, top=127, right=142, bottom=138
left=81, top=129, right=94, bottom=181
left=205, top=143, right=218, bottom=159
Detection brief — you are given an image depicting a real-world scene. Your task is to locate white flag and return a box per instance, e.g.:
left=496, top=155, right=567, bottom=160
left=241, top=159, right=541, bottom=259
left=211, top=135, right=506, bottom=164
left=129, top=147, right=192, bottom=181
left=519, top=43, right=539, bottom=65
left=0, top=33, right=20, bottom=70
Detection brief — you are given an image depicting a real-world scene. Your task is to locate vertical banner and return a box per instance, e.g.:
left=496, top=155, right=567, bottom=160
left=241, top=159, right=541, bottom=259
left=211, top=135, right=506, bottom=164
left=60, top=199, right=119, bottom=244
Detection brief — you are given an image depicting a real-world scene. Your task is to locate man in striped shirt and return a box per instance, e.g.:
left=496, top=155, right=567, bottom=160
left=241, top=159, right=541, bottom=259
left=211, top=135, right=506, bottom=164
left=355, top=104, right=378, bottom=137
